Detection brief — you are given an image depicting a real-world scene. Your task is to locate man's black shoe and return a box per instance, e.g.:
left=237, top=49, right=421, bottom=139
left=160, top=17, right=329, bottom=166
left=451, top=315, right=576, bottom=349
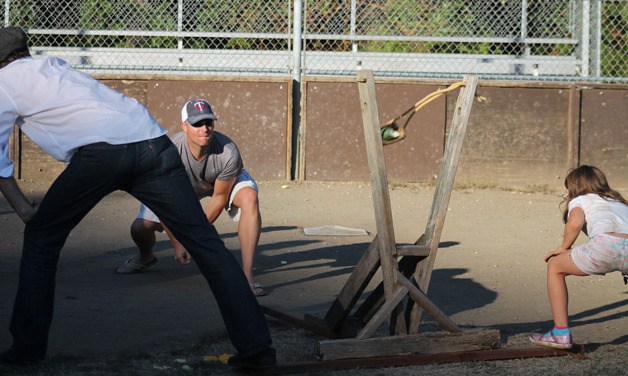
left=228, top=347, right=277, bottom=370
left=0, top=348, right=42, bottom=366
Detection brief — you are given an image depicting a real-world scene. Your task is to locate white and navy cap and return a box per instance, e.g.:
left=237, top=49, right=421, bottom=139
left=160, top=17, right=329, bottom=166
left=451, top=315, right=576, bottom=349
left=181, top=99, right=218, bottom=124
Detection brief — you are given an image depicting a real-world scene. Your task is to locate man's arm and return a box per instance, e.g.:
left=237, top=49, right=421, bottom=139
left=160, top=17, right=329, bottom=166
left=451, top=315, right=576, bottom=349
left=159, top=176, right=236, bottom=265
left=0, top=176, right=38, bottom=222
left=160, top=223, right=192, bottom=265
left=204, top=177, right=236, bottom=223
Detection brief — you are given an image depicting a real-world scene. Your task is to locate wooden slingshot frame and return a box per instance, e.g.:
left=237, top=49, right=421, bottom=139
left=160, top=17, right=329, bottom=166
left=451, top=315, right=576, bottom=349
left=261, top=70, right=583, bottom=365
left=263, top=70, right=496, bottom=358
left=316, top=71, right=498, bottom=360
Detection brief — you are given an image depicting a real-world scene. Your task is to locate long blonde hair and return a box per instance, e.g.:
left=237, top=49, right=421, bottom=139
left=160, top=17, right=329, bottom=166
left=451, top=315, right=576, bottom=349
left=561, top=165, right=627, bottom=223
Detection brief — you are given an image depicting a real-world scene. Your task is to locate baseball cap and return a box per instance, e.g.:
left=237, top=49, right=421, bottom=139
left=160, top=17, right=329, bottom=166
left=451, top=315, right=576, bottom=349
left=181, top=99, right=218, bottom=124
left=0, top=27, right=27, bottom=62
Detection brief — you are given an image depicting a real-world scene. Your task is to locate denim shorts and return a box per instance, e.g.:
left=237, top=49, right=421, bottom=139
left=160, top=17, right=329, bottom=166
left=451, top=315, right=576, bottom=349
left=570, top=234, right=627, bottom=275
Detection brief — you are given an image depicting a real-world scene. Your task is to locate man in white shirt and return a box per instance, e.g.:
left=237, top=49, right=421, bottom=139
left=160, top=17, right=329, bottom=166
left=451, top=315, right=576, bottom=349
left=0, top=27, right=275, bottom=370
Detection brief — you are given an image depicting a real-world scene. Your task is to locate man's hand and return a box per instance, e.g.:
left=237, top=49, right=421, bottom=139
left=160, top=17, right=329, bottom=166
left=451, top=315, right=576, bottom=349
left=174, top=244, right=192, bottom=265
left=20, top=200, right=40, bottom=223
left=0, top=176, right=39, bottom=223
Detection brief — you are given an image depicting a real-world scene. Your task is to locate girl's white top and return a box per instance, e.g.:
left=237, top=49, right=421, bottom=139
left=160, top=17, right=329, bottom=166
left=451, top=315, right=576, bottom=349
left=0, top=57, right=166, bottom=178
left=568, top=193, right=628, bottom=237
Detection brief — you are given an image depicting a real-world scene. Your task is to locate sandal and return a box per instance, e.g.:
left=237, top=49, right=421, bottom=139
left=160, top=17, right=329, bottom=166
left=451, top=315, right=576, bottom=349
left=530, top=330, right=572, bottom=349
left=115, top=256, right=158, bottom=274
left=250, top=282, right=266, bottom=297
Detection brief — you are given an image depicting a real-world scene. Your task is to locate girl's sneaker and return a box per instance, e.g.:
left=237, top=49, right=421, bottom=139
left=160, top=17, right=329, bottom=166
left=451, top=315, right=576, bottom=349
left=530, top=330, right=572, bottom=349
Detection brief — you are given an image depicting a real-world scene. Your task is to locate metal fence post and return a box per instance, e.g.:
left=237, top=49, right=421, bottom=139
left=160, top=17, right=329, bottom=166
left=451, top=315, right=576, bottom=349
left=351, top=0, right=358, bottom=53
left=521, top=0, right=530, bottom=57
left=177, top=0, right=183, bottom=52
left=581, top=0, right=591, bottom=77
left=292, top=0, right=303, bottom=180
left=4, top=0, right=10, bottom=27
left=594, top=1, right=602, bottom=78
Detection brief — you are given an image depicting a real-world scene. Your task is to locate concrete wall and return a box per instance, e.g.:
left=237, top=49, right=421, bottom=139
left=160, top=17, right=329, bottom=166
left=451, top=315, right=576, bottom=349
left=10, top=75, right=628, bottom=190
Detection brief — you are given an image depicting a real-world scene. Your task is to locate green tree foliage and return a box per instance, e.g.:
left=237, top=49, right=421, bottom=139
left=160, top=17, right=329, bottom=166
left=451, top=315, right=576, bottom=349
left=2, top=0, right=624, bottom=78
left=600, top=0, right=627, bottom=77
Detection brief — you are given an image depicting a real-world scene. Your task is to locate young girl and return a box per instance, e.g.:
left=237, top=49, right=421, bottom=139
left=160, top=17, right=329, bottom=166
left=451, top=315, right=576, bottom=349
left=530, top=165, right=628, bottom=349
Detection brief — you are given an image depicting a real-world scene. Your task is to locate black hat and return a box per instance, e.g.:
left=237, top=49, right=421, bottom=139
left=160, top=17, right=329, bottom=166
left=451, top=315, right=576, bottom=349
left=181, top=99, right=219, bottom=124
left=0, top=27, right=27, bottom=62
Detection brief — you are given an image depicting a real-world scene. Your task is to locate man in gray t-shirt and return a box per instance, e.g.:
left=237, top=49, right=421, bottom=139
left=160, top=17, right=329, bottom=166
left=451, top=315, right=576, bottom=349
left=115, top=99, right=266, bottom=296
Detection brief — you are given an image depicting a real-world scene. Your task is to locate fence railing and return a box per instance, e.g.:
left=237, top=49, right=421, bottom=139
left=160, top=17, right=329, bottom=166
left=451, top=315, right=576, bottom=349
left=3, top=0, right=626, bottom=83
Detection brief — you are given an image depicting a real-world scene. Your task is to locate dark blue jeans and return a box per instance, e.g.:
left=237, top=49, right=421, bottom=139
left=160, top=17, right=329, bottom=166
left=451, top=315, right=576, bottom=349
left=9, top=135, right=271, bottom=359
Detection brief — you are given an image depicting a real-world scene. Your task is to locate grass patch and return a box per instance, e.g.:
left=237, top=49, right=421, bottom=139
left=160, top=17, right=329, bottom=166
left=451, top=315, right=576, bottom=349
left=453, top=181, right=557, bottom=194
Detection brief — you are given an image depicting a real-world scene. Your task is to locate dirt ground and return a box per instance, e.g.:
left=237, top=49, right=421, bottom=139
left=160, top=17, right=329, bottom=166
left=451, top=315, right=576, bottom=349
left=0, top=179, right=626, bottom=375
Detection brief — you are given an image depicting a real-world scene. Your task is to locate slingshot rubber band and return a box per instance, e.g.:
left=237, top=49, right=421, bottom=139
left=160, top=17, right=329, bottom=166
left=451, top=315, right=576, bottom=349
left=381, top=81, right=467, bottom=145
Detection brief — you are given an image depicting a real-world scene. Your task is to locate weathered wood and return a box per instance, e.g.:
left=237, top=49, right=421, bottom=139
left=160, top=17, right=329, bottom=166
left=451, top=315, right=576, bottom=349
left=357, top=69, right=404, bottom=335
left=396, top=270, right=460, bottom=333
left=395, top=245, right=430, bottom=256
left=260, top=305, right=337, bottom=339
left=352, top=255, right=424, bottom=325
left=409, top=75, right=478, bottom=333
left=356, top=285, right=408, bottom=340
left=258, top=345, right=585, bottom=375
left=319, top=328, right=500, bottom=361
left=273, top=74, right=479, bottom=357
left=351, top=281, right=384, bottom=324
left=323, top=237, right=381, bottom=332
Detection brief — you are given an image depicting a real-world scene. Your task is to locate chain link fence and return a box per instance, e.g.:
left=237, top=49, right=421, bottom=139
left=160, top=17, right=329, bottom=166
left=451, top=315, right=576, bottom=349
left=3, top=0, right=626, bottom=82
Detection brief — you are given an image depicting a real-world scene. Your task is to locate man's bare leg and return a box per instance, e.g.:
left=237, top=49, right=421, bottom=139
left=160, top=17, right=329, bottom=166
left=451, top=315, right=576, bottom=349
left=232, top=187, right=263, bottom=294
left=115, top=218, right=162, bottom=273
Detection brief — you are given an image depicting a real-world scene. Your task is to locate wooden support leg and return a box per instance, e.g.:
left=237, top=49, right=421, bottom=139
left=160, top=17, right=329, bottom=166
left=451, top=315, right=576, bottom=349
left=356, top=285, right=408, bottom=339
left=353, top=255, right=424, bottom=325
left=408, top=75, right=478, bottom=333
left=396, top=271, right=460, bottom=333
left=323, top=237, right=381, bottom=332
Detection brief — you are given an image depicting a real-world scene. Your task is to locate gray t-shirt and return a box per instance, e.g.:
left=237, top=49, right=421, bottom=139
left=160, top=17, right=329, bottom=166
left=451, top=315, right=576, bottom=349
left=170, top=131, right=243, bottom=198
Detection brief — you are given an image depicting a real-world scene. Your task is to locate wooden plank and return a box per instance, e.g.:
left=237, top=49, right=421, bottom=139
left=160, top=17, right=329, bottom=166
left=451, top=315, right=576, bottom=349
left=319, top=328, right=500, bottom=361
left=258, top=345, right=585, bottom=375
left=357, top=69, right=404, bottom=335
left=396, top=245, right=430, bottom=256
left=396, top=271, right=460, bottom=333
left=357, top=69, right=398, bottom=294
left=323, top=237, right=381, bottom=332
left=260, top=305, right=337, bottom=339
left=352, top=255, right=424, bottom=325
left=409, top=75, right=478, bottom=333
left=356, top=285, right=408, bottom=339
left=351, top=281, right=384, bottom=324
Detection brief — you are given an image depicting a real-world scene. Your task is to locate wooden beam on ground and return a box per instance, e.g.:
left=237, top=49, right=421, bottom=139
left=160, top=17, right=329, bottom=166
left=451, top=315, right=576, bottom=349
left=319, top=328, right=500, bottom=361
left=258, top=345, right=585, bottom=375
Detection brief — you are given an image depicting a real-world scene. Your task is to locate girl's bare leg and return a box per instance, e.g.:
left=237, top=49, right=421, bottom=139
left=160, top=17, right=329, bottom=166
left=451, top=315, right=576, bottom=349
left=545, top=252, right=588, bottom=327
